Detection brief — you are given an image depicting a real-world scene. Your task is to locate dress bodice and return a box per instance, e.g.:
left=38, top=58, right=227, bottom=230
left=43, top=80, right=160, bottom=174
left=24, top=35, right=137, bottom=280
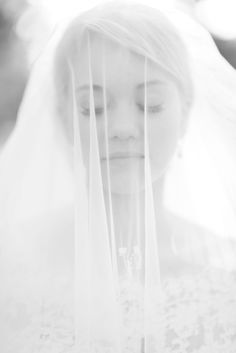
left=1, top=262, right=236, bottom=353
left=1, top=213, right=236, bottom=353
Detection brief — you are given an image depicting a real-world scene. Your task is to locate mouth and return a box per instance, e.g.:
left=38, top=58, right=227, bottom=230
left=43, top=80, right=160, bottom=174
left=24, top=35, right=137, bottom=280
left=102, top=152, right=144, bottom=160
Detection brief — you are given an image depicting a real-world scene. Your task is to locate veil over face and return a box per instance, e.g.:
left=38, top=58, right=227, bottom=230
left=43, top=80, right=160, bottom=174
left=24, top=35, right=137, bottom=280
left=0, top=2, right=236, bottom=353
left=59, top=31, right=187, bottom=194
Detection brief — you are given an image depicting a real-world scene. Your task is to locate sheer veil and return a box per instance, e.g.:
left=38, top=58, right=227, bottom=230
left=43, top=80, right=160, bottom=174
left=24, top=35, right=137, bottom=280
left=0, top=2, right=236, bottom=352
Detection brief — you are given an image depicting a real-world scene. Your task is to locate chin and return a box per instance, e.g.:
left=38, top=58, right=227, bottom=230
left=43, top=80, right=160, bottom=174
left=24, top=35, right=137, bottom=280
left=100, top=162, right=144, bottom=195
left=100, top=159, right=169, bottom=195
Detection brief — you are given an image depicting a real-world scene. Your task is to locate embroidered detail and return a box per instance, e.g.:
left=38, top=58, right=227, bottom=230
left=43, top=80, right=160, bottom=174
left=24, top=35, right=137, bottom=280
left=1, top=268, right=236, bottom=352
left=118, top=245, right=142, bottom=276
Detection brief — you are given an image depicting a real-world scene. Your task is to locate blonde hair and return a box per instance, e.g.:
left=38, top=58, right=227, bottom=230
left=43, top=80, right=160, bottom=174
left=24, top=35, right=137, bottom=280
left=54, top=2, right=193, bottom=130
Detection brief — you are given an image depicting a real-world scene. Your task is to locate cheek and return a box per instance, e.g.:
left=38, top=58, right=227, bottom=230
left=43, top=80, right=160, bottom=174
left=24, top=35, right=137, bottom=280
left=148, top=115, right=180, bottom=172
left=78, top=120, right=104, bottom=165
left=78, top=120, right=90, bottom=164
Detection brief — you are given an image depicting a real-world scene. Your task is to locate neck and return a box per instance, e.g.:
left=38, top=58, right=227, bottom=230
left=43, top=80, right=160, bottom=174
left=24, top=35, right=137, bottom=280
left=103, top=176, right=169, bottom=248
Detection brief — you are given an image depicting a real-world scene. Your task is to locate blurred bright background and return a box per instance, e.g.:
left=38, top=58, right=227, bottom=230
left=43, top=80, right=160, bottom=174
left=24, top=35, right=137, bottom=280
left=0, top=0, right=236, bottom=150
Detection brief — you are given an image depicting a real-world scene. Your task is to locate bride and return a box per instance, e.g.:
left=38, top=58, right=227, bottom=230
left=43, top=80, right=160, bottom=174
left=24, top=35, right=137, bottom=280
left=0, top=2, right=236, bottom=352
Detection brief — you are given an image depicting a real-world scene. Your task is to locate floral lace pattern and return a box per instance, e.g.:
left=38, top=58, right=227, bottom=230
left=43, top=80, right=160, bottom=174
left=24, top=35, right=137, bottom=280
left=1, top=265, right=236, bottom=353
left=162, top=269, right=236, bottom=353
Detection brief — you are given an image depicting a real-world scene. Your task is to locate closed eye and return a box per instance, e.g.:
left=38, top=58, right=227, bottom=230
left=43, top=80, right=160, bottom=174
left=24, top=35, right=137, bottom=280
left=137, top=103, right=164, bottom=114
left=80, top=107, right=104, bottom=117
left=80, top=103, right=164, bottom=117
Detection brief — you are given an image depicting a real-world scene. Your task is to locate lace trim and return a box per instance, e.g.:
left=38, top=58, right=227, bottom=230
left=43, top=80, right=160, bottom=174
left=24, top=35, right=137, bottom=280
left=1, top=268, right=236, bottom=353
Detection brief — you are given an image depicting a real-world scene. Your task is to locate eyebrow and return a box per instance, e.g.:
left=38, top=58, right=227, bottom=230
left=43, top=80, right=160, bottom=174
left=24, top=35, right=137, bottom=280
left=77, top=84, right=104, bottom=92
left=77, top=80, right=164, bottom=92
left=136, top=80, right=164, bottom=90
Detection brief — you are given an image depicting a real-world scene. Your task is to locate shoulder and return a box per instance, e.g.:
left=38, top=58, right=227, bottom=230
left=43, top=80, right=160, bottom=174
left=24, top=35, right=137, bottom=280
left=165, top=210, right=236, bottom=273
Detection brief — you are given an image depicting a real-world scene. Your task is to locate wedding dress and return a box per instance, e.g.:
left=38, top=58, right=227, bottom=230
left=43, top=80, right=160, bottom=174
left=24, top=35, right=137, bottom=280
left=1, top=209, right=236, bottom=352
left=0, top=2, right=236, bottom=352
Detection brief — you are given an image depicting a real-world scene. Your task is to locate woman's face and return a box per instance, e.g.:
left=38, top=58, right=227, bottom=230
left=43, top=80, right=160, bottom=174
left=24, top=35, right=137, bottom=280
left=73, top=34, right=186, bottom=194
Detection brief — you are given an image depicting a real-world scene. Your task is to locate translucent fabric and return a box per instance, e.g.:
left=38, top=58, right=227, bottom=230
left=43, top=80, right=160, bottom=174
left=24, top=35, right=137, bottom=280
left=0, top=2, right=236, bottom=353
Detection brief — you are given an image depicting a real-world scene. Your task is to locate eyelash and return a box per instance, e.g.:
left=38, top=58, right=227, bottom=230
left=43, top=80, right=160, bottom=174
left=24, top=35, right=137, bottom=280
left=81, top=107, right=104, bottom=116
left=137, top=103, right=164, bottom=114
left=80, top=104, right=164, bottom=117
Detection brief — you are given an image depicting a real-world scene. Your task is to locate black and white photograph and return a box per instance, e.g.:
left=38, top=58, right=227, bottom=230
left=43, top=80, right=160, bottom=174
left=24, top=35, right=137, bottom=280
left=0, top=0, right=236, bottom=352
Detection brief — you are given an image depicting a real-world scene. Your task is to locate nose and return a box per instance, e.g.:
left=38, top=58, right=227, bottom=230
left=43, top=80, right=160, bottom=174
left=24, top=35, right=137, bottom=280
left=107, top=102, right=142, bottom=141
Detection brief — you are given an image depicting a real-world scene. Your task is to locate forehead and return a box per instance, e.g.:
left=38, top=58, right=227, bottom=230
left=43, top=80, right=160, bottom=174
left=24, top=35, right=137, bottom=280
left=75, top=32, right=172, bottom=91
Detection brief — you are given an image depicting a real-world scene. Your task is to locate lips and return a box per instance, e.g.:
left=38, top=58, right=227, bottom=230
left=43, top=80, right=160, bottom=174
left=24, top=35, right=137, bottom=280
left=102, top=152, right=144, bottom=160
